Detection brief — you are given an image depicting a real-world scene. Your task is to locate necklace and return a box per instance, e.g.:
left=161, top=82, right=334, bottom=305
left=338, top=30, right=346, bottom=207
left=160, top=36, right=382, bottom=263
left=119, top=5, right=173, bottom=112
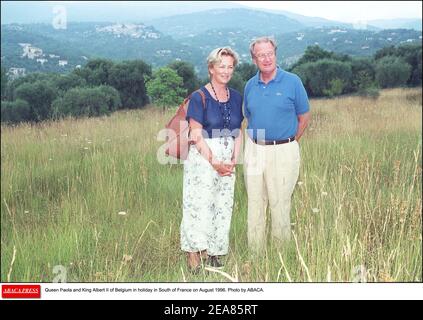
left=210, top=82, right=231, bottom=147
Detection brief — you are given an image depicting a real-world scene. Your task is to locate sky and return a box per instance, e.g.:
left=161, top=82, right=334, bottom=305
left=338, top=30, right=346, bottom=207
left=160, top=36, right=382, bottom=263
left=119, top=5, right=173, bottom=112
left=4, top=1, right=422, bottom=25
left=233, top=1, right=422, bottom=23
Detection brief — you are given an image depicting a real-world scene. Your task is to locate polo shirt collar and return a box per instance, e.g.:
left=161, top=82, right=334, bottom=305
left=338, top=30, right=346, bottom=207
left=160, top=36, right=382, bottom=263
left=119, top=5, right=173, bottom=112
left=255, top=66, right=284, bottom=85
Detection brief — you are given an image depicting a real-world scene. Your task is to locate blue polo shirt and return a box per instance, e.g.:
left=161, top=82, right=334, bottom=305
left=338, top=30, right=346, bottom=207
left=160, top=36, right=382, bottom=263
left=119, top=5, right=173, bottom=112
left=244, top=67, right=309, bottom=141
left=186, top=86, right=243, bottom=139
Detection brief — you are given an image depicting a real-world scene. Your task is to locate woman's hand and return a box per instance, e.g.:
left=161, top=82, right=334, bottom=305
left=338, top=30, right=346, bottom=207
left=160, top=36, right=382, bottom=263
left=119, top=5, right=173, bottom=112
left=211, top=160, right=234, bottom=177
left=226, top=158, right=237, bottom=174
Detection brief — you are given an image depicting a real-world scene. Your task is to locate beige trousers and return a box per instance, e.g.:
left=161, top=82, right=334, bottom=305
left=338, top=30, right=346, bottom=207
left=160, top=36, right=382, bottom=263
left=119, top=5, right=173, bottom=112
left=243, top=136, right=300, bottom=253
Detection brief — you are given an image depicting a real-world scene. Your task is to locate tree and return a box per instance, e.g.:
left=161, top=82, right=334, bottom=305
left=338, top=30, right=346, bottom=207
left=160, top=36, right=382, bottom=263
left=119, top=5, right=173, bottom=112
left=146, top=67, right=186, bottom=111
left=374, top=45, right=397, bottom=60
left=52, top=87, right=114, bottom=118
left=228, top=72, right=244, bottom=95
left=290, top=45, right=334, bottom=70
left=1, top=99, right=31, bottom=123
left=1, top=67, right=7, bottom=100
left=293, top=59, right=352, bottom=97
left=236, top=63, right=257, bottom=82
left=54, top=73, right=87, bottom=95
left=290, top=45, right=352, bottom=72
left=81, top=58, right=114, bottom=85
left=374, top=43, right=422, bottom=86
left=323, top=78, right=345, bottom=97
left=108, top=60, right=152, bottom=109
left=168, top=61, right=200, bottom=94
left=350, top=58, right=377, bottom=92
left=97, top=85, right=122, bottom=112
left=15, top=80, right=57, bottom=121
left=6, top=72, right=59, bottom=101
left=396, top=44, right=422, bottom=86
left=375, top=56, right=412, bottom=88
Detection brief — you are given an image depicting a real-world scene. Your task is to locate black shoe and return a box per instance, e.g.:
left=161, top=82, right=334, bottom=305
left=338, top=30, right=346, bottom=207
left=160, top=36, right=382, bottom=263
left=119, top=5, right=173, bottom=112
left=206, top=256, right=224, bottom=269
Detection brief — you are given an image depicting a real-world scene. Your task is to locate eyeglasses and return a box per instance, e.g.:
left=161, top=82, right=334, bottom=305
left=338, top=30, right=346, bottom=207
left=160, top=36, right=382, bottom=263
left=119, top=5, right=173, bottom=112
left=255, top=51, right=275, bottom=60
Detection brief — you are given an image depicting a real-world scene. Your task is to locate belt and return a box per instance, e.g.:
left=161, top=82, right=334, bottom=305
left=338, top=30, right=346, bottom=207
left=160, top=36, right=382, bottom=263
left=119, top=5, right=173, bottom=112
left=253, top=136, right=295, bottom=145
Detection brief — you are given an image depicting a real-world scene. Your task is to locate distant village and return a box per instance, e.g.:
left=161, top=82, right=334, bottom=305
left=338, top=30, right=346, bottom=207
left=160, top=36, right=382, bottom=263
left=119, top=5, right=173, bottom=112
left=6, top=43, right=80, bottom=80
left=3, top=24, right=422, bottom=81
left=5, top=23, right=164, bottom=80
left=95, top=23, right=161, bottom=39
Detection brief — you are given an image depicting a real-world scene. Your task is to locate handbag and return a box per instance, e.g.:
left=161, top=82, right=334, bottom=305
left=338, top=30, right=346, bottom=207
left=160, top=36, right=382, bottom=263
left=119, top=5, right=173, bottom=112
left=164, top=89, right=206, bottom=160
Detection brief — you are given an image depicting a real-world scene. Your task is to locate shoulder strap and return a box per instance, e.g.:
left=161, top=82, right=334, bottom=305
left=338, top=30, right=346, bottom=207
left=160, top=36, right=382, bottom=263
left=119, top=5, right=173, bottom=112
left=194, top=88, right=206, bottom=109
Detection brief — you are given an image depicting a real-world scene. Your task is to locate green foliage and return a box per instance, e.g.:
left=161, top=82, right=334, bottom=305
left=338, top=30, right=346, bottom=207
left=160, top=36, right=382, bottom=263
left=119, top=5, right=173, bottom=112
left=52, top=86, right=119, bottom=118
left=146, top=67, right=186, bottom=110
left=236, top=63, right=257, bottom=82
left=293, top=59, right=352, bottom=97
left=292, top=45, right=335, bottom=68
left=168, top=61, right=200, bottom=94
left=397, top=45, right=422, bottom=86
left=108, top=60, right=152, bottom=109
left=55, top=73, right=87, bottom=95
left=375, top=56, right=412, bottom=88
left=228, top=63, right=257, bottom=95
left=374, top=45, right=397, bottom=60
left=1, top=99, right=31, bottom=123
left=79, top=58, right=114, bottom=86
left=1, top=27, right=87, bottom=73
left=375, top=43, right=422, bottom=86
left=291, top=43, right=421, bottom=97
left=1, top=67, right=7, bottom=100
left=323, top=78, right=345, bottom=97
left=6, top=72, right=59, bottom=101
left=96, top=85, right=122, bottom=113
left=351, top=58, right=377, bottom=92
left=15, top=80, right=57, bottom=121
left=228, top=72, right=244, bottom=95
left=73, top=59, right=152, bottom=109
left=2, top=39, right=420, bottom=124
left=290, top=45, right=353, bottom=71
left=2, top=21, right=421, bottom=79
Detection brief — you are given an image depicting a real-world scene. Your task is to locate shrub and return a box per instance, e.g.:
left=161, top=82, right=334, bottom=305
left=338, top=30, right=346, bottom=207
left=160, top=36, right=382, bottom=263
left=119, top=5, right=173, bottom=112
left=1, top=99, right=31, bottom=123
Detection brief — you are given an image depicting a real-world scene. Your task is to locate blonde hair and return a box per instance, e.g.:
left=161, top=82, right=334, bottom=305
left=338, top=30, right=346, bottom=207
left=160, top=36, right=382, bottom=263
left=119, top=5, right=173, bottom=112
left=207, top=47, right=239, bottom=71
left=249, top=36, right=277, bottom=58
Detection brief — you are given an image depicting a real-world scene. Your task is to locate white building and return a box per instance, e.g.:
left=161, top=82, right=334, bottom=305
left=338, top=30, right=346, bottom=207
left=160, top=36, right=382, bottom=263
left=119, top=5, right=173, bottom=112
left=21, top=44, right=43, bottom=59
left=37, top=58, right=48, bottom=65
left=328, top=29, right=347, bottom=34
left=8, top=67, right=26, bottom=80
left=58, top=60, right=68, bottom=66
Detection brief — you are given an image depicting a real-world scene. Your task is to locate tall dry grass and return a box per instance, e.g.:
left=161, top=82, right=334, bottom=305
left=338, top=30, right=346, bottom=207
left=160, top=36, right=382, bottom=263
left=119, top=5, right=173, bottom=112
left=1, top=88, right=421, bottom=282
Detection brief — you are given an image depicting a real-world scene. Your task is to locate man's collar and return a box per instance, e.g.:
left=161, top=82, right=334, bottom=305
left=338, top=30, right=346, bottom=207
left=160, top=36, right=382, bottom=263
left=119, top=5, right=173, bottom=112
left=255, top=67, right=284, bottom=85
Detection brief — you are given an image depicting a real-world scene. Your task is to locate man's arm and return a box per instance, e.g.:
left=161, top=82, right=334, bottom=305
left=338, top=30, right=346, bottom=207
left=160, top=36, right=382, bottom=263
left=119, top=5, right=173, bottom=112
left=295, top=111, right=310, bottom=141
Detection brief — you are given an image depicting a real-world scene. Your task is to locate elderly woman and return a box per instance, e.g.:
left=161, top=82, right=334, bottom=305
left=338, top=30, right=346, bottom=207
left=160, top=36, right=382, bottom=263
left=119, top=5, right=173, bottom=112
left=180, top=47, right=243, bottom=273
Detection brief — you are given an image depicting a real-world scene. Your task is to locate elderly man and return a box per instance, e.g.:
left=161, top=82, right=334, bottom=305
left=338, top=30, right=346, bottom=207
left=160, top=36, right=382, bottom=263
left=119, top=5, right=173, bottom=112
left=243, top=36, right=310, bottom=253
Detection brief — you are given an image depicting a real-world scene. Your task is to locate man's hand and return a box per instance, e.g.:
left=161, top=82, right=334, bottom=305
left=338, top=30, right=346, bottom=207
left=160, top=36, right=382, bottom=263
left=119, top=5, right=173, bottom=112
left=296, top=112, right=311, bottom=141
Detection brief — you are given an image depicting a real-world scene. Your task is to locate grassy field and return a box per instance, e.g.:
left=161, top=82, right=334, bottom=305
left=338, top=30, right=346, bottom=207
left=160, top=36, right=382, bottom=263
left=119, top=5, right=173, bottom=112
left=1, top=88, right=422, bottom=282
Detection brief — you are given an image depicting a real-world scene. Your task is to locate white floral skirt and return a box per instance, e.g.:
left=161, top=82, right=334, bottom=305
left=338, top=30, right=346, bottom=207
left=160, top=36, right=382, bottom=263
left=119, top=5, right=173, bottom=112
left=180, top=137, right=235, bottom=256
